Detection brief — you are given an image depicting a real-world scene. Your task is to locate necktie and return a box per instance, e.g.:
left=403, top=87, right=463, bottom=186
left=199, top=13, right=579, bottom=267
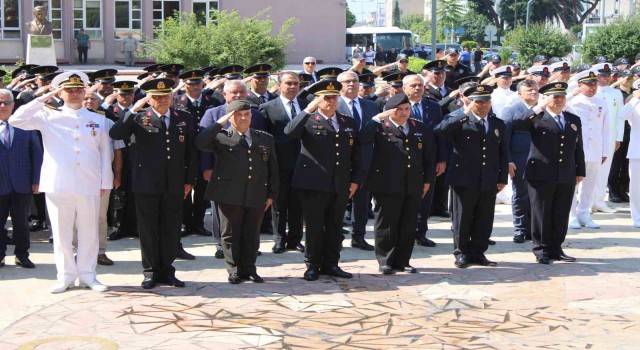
left=240, top=133, right=249, bottom=148
left=289, top=100, right=297, bottom=119
left=441, top=87, right=447, bottom=97
left=123, top=108, right=129, bottom=114
left=555, top=115, right=564, bottom=131
left=194, top=100, right=199, bottom=108
left=160, top=116, right=167, bottom=130
left=479, top=119, right=487, bottom=135
left=412, top=103, right=422, bottom=120
left=259, top=95, right=266, bottom=104
left=327, top=118, right=337, bottom=131
left=398, top=125, right=405, bottom=136
left=351, top=100, right=361, bottom=128
left=1, top=122, right=9, bottom=147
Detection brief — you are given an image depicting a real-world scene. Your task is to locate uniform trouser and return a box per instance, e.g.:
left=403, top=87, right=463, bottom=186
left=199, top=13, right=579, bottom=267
left=608, top=122, right=631, bottom=193
left=451, top=186, right=495, bottom=259
left=570, top=161, right=600, bottom=221
left=372, top=192, right=420, bottom=268
left=218, top=203, right=262, bottom=275
left=73, top=190, right=110, bottom=255
left=431, top=171, right=449, bottom=214
left=299, top=189, right=348, bottom=269
left=46, top=193, right=100, bottom=284
left=415, top=174, right=437, bottom=236
left=135, top=192, right=182, bottom=279
left=351, top=186, right=370, bottom=237
left=30, top=192, right=47, bottom=222
left=182, top=175, right=208, bottom=230
left=271, top=170, right=303, bottom=245
left=595, top=148, right=615, bottom=205
left=511, top=154, right=531, bottom=236
left=205, top=200, right=221, bottom=247
left=0, top=192, right=31, bottom=260
left=629, top=159, right=640, bottom=224
left=124, top=51, right=135, bottom=66
left=528, top=180, right=575, bottom=257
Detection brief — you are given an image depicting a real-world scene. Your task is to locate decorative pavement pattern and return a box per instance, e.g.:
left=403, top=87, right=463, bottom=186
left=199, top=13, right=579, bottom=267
left=1, top=203, right=640, bottom=349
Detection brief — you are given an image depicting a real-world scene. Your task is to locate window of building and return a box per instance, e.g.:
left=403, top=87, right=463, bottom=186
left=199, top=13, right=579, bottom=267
left=33, top=0, right=62, bottom=39
left=0, top=0, right=20, bottom=39
left=114, top=0, right=141, bottom=39
left=73, top=0, right=102, bottom=39
left=152, top=1, right=180, bottom=28
left=192, top=0, right=218, bottom=26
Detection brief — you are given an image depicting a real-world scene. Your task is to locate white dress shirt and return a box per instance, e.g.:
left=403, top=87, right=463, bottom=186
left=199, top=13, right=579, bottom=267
left=280, top=95, right=300, bottom=120
left=566, top=94, right=611, bottom=162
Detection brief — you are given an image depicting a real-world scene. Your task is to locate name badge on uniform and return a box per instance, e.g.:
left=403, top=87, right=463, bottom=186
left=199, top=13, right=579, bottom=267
left=259, top=146, right=269, bottom=161
left=349, top=138, right=354, bottom=146
left=571, top=123, right=577, bottom=131
left=179, top=135, right=185, bottom=143
left=494, top=129, right=500, bottom=137
left=418, top=142, right=423, bottom=150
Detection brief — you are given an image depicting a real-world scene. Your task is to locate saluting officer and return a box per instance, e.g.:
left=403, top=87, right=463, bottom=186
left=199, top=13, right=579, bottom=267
left=513, top=82, right=585, bottom=264
left=109, top=78, right=197, bottom=290
left=196, top=100, right=278, bottom=284
left=434, top=84, right=508, bottom=268
left=245, top=64, right=278, bottom=106
left=284, top=80, right=362, bottom=281
left=359, top=93, right=434, bottom=274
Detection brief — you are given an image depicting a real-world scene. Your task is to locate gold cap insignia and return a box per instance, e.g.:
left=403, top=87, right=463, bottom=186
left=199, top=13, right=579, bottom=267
left=327, top=82, right=336, bottom=91
left=555, top=83, right=563, bottom=88
left=437, top=61, right=442, bottom=68
left=331, top=70, right=336, bottom=76
left=157, top=81, right=166, bottom=89
left=122, top=83, right=130, bottom=89
left=589, top=72, right=595, bottom=78
left=477, top=86, right=484, bottom=92
left=69, top=75, right=81, bottom=84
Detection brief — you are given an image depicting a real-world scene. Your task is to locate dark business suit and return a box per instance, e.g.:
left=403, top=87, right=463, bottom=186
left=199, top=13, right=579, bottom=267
left=513, top=109, right=585, bottom=258
left=285, top=110, right=362, bottom=269
left=424, top=84, right=456, bottom=113
left=0, top=126, right=43, bottom=261
left=173, top=93, right=219, bottom=233
left=109, top=107, right=197, bottom=280
left=435, top=109, right=508, bottom=260
left=337, top=97, right=377, bottom=239
left=261, top=97, right=308, bottom=247
left=503, top=100, right=533, bottom=238
left=409, top=98, right=447, bottom=238
left=360, top=117, right=434, bottom=268
left=196, top=123, right=278, bottom=274
left=247, top=90, right=277, bottom=108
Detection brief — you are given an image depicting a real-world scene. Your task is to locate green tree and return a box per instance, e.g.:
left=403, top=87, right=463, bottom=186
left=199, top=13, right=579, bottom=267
left=142, top=10, right=295, bottom=70
left=392, top=0, right=401, bottom=27
left=499, top=0, right=600, bottom=30
left=346, top=3, right=356, bottom=28
left=503, top=24, right=572, bottom=66
left=583, top=16, right=640, bottom=64
left=459, top=8, right=490, bottom=42
left=437, top=0, right=464, bottom=43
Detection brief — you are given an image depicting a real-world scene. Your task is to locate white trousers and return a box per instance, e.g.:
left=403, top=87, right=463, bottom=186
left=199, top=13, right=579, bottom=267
left=595, top=149, right=614, bottom=204
left=630, top=160, right=640, bottom=225
left=72, top=189, right=110, bottom=254
left=570, top=161, right=601, bottom=221
left=46, top=193, right=100, bottom=284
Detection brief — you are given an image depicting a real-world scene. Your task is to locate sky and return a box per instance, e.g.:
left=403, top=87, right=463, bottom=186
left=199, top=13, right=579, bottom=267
left=347, top=0, right=383, bottom=23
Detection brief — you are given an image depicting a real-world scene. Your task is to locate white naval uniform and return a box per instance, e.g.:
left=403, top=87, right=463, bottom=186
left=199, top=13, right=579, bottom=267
left=9, top=100, right=113, bottom=284
left=594, top=85, right=624, bottom=206
left=618, top=99, right=640, bottom=226
left=491, top=86, right=516, bottom=203
left=566, top=94, right=610, bottom=221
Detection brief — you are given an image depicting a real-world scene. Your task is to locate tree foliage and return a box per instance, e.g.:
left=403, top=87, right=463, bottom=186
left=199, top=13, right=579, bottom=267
left=583, top=16, right=640, bottom=64
left=142, top=10, right=295, bottom=70
left=392, top=1, right=402, bottom=27
left=459, top=9, right=490, bottom=43
left=408, top=56, right=428, bottom=73
left=437, top=0, right=464, bottom=42
left=461, top=41, right=478, bottom=49
left=503, top=24, right=572, bottom=66
left=399, top=14, right=445, bottom=44
left=346, top=3, right=357, bottom=28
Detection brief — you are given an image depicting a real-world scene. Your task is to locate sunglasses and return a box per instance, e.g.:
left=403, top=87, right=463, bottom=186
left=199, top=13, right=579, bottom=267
left=304, top=62, right=316, bottom=65
left=399, top=60, right=408, bottom=63
left=0, top=101, right=14, bottom=106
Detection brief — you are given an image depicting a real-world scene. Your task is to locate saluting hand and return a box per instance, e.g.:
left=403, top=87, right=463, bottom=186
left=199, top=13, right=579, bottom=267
left=304, top=95, right=324, bottom=114
left=130, top=95, right=151, bottom=113
left=104, top=92, right=118, bottom=106
left=36, top=86, right=62, bottom=103
left=463, top=100, right=475, bottom=116
left=375, top=108, right=396, bottom=121
left=217, top=110, right=235, bottom=125
left=349, top=183, right=359, bottom=199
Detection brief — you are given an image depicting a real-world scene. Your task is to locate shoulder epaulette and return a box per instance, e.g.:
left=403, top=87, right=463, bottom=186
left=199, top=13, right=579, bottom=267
left=44, top=105, right=59, bottom=111
left=254, top=129, right=271, bottom=135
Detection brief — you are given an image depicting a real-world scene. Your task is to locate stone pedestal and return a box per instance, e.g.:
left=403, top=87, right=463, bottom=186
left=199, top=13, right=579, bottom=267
left=26, top=34, right=56, bottom=66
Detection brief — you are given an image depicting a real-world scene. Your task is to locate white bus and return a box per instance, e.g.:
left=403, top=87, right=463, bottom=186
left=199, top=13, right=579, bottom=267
left=346, top=26, right=414, bottom=61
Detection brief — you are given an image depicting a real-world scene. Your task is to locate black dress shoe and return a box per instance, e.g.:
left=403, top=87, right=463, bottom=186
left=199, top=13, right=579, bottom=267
left=525, top=234, right=532, bottom=241
left=240, top=273, right=265, bottom=283
left=141, top=277, right=156, bottom=289
left=608, top=192, right=623, bottom=203
left=108, top=229, right=126, bottom=241
left=192, top=225, right=212, bottom=236
left=272, top=242, right=285, bottom=254
left=48, top=237, right=53, bottom=244
left=621, top=192, right=630, bottom=202
left=553, top=251, right=576, bottom=262
left=322, top=265, right=353, bottom=279
left=15, top=257, right=35, bottom=268
left=176, top=245, right=196, bottom=260
left=513, top=233, right=526, bottom=243
left=415, top=236, right=436, bottom=247
left=159, top=275, right=185, bottom=287
left=368, top=210, right=375, bottom=219
left=393, top=265, right=418, bottom=273
left=536, top=256, right=551, bottom=264
left=303, top=267, right=320, bottom=281
left=351, top=236, right=374, bottom=251
left=472, top=256, right=497, bottom=267
left=228, top=273, right=242, bottom=284
left=379, top=265, right=395, bottom=275
left=487, top=239, right=496, bottom=245
left=286, top=242, right=305, bottom=252
left=180, top=226, right=192, bottom=237
left=29, top=221, right=45, bottom=232
left=214, top=248, right=224, bottom=259
left=454, top=255, right=469, bottom=268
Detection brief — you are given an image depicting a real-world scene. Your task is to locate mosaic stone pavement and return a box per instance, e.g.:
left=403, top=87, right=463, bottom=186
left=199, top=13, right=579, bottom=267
left=1, top=203, right=640, bottom=349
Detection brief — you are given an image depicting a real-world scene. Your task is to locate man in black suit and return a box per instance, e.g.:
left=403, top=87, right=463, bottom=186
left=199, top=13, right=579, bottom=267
left=402, top=74, right=446, bottom=247
left=196, top=100, right=278, bottom=284
left=109, top=78, right=197, bottom=289
left=245, top=64, right=278, bottom=107
left=337, top=71, right=378, bottom=251
left=174, top=70, right=220, bottom=238
left=434, top=84, right=508, bottom=268
left=359, top=94, right=434, bottom=274
left=285, top=80, right=362, bottom=281
left=423, top=60, right=457, bottom=113
left=513, top=82, right=585, bottom=264
left=260, top=72, right=307, bottom=254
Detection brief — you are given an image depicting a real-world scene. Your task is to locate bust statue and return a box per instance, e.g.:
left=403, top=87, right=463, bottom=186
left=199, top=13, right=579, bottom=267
left=25, top=6, right=53, bottom=36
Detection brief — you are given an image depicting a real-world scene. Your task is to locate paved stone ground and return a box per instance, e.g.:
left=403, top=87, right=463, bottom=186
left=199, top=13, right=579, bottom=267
left=1, top=202, right=640, bottom=349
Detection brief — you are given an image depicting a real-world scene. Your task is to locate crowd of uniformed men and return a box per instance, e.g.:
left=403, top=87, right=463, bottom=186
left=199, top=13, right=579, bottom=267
left=1, top=47, right=639, bottom=293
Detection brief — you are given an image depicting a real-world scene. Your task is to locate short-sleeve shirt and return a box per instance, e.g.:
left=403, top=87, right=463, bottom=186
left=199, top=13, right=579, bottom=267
left=75, top=33, right=90, bottom=47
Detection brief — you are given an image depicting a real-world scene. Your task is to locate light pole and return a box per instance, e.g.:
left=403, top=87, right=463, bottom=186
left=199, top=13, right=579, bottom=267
left=525, top=0, right=534, bottom=30
left=431, top=0, right=437, bottom=60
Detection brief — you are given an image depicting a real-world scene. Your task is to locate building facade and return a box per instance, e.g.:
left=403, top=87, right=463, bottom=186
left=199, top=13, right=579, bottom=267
left=0, top=0, right=345, bottom=65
